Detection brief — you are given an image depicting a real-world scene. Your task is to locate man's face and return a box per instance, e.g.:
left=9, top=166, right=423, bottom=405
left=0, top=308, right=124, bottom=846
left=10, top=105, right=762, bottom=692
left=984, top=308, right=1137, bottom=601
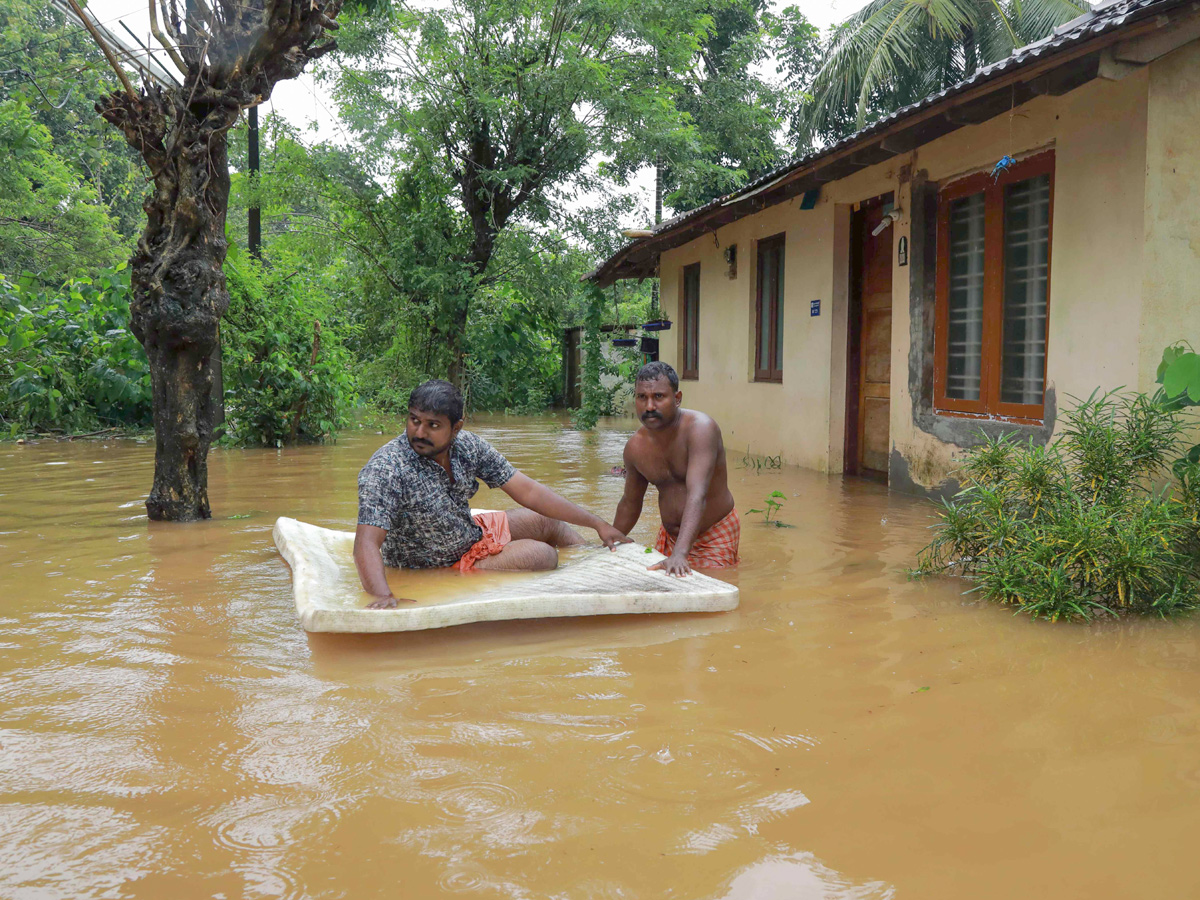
left=634, top=376, right=682, bottom=429
left=405, top=408, right=461, bottom=457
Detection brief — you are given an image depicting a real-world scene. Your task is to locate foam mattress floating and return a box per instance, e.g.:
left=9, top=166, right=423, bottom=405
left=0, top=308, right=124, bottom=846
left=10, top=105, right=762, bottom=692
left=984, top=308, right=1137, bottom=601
left=274, top=516, right=740, bottom=633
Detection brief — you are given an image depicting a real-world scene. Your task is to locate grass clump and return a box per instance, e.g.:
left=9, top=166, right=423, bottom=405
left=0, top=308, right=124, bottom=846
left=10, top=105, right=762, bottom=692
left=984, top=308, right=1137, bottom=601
left=914, top=390, right=1200, bottom=622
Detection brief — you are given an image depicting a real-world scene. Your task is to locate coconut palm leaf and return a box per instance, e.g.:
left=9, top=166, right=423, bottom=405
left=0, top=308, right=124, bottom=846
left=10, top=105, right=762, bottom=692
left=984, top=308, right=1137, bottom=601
left=796, top=0, right=1090, bottom=149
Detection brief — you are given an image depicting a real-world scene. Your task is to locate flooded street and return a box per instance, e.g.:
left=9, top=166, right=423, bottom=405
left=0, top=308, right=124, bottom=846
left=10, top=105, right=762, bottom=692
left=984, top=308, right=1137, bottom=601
left=3, top=414, right=1200, bottom=899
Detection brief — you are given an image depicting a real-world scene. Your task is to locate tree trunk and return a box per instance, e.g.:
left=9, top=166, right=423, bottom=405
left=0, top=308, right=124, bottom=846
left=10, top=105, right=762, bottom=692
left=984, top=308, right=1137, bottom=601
left=116, top=92, right=234, bottom=521
left=143, top=341, right=218, bottom=520
left=445, top=189, right=498, bottom=389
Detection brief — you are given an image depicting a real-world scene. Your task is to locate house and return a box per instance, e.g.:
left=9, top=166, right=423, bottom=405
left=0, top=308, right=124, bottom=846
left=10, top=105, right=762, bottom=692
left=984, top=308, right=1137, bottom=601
left=587, top=0, right=1200, bottom=497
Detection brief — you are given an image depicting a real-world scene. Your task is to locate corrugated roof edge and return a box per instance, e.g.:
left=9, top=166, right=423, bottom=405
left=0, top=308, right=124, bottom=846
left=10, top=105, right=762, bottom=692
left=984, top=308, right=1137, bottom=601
left=585, top=0, right=1181, bottom=284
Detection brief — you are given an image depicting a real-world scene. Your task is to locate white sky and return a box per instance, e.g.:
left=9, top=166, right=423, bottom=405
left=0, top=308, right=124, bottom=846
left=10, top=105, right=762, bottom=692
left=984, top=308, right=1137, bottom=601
left=80, top=0, right=854, bottom=227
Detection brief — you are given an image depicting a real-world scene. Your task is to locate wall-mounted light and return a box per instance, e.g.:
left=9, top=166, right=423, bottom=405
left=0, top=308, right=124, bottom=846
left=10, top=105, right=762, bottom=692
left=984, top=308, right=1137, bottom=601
left=871, top=208, right=902, bottom=237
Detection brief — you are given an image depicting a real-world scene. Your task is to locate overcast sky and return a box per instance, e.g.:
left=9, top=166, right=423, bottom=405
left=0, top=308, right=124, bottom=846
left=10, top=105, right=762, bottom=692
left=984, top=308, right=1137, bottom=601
left=81, top=0, right=856, bottom=225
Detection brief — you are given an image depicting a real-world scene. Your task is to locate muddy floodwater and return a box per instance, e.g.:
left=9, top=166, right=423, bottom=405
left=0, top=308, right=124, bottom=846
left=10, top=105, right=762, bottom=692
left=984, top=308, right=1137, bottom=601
left=4, top=415, right=1200, bottom=899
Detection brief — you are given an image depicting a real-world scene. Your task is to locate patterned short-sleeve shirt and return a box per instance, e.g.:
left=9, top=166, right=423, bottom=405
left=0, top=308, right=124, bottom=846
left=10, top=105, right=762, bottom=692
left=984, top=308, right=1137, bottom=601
left=357, top=430, right=516, bottom=569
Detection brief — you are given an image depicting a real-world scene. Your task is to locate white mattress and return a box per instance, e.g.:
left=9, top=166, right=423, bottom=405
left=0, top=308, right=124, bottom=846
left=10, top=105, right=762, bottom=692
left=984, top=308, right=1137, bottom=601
left=274, top=516, right=740, bottom=633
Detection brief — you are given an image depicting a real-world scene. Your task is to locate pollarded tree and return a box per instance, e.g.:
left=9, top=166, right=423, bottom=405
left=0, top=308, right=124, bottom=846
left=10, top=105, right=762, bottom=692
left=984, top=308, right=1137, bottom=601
left=71, top=0, right=343, bottom=520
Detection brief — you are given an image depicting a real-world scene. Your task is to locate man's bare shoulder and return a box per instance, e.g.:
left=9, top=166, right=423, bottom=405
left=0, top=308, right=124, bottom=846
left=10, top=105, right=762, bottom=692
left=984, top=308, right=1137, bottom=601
left=680, top=409, right=722, bottom=442
left=623, top=427, right=653, bottom=459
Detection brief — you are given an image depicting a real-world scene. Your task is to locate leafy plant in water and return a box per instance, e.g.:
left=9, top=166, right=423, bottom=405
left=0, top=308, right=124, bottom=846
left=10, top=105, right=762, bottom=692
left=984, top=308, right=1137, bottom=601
left=749, top=490, right=793, bottom=527
left=914, top=388, right=1200, bottom=622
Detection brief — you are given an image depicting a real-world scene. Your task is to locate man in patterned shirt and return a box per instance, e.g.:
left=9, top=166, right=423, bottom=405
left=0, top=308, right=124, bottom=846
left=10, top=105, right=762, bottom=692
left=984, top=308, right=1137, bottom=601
left=355, top=380, right=630, bottom=608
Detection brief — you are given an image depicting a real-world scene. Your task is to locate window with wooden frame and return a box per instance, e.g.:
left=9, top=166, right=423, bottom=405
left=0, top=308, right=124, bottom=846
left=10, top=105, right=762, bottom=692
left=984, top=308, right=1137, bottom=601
left=680, top=263, right=700, bottom=380
left=754, top=233, right=786, bottom=382
left=935, top=151, right=1054, bottom=420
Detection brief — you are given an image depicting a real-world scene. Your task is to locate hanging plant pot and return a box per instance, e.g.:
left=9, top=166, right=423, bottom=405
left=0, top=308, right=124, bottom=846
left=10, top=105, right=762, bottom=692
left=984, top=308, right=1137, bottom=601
left=641, top=319, right=672, bottom=331
left=610, top=337, right=638, bottom=348
left=639, top=336, right=659, bottom=354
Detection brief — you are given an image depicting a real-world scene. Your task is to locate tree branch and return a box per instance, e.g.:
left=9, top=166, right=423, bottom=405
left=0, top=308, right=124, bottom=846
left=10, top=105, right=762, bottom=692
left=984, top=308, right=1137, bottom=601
left=63, top=0, right=138, bottom=100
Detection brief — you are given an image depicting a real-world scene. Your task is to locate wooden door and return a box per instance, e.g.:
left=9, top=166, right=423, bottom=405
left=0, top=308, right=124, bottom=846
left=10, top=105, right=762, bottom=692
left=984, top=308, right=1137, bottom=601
left=849, top=202, right=894, bottom=477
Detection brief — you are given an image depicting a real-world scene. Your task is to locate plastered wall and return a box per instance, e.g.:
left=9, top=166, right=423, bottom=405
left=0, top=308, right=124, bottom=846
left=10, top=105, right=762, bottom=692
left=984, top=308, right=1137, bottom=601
left=657, top=49, right=1200, bottom=493
left=1141, top=40, right=1200, bottom=391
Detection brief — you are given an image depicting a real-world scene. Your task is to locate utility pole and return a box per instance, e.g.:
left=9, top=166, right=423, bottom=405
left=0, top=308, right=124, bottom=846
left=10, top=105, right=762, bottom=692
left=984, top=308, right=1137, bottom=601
left=248, top=105, right=261, bottom=259
left=652, top=161, right=662, bottom=317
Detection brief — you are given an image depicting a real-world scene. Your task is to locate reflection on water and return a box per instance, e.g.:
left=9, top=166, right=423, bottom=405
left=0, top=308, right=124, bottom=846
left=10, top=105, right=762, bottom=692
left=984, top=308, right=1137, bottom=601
left=3, top=414, right=1200, bottom=898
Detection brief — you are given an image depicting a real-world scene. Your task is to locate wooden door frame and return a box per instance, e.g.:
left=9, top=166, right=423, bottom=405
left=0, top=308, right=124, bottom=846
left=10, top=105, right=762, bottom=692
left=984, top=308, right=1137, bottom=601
left=844, top=192, right=894, bottom=476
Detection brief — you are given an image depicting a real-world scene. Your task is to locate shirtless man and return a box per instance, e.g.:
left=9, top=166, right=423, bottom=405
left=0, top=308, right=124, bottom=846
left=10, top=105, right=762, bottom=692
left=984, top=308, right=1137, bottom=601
left=613, top=362, right=740, bottom=576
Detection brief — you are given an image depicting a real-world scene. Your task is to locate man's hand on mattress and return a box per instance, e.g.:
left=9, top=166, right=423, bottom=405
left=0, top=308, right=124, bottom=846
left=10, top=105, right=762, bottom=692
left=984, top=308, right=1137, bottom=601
left=595, top=522, right=632, bottom=551
left=366, top=595, right=416, bottom=609
left=649, top=553, right=692, bottom=577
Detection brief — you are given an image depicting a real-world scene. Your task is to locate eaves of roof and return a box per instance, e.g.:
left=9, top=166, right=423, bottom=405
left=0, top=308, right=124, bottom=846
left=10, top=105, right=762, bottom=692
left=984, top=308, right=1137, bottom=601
left=586, top=0, right=1194, bottom=287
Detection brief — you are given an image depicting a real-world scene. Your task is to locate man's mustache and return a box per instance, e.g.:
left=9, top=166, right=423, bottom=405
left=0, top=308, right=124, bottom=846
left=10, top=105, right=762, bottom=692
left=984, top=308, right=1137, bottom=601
left=641, top=411, right=661, bottom=420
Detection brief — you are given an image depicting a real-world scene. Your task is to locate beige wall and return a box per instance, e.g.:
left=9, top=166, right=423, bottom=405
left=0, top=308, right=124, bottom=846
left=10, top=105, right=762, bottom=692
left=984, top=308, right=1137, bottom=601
left=658, top=50, right=1200, bottom=492
left=1141, top=40, right=1200, bottom=391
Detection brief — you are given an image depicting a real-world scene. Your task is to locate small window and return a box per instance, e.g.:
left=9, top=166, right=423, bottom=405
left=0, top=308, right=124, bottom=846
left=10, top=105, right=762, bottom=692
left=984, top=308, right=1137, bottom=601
left=680, top=263, right=700, bottom=380
left=755, top=233, right=785, bottom=382
left=935, top=152, right=1053, bottom=420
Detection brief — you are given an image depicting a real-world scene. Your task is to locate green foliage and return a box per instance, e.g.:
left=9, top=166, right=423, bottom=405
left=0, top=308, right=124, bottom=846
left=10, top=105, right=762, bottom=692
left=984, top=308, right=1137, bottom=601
left=656, top=0, right=804, bottom=211
left=0, top=0, right=144, bottom=274
left=465, top=287, right=562, bottom=414
left=0, top=99, right=126, bottom=277
left=748, top=489, right=792, bottom=526
left=0, top=266, right=151, bottom=434
left=1158, top=344, right=1200, bottom=407
left=914, top=390, right=1200, bottom=622
left=238, top=118, right=615, bottom=410
left=1155, top=342, right=1200, bottom=481
left=572, top=285, right=607, bottom=431
left=220, top=250, right=357, bottom=446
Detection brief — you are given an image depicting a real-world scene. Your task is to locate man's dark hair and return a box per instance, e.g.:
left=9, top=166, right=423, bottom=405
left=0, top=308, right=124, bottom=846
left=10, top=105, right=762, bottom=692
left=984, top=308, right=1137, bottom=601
left=635, top=361, right=679, bottom=391
left=408, top=379, right=464, bottom=423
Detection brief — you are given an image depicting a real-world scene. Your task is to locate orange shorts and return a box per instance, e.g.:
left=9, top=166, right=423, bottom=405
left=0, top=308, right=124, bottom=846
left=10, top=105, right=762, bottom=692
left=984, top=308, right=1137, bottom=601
left=454, top=511, right=512, bottom=572
left=655, top=509, right=741, bottom=568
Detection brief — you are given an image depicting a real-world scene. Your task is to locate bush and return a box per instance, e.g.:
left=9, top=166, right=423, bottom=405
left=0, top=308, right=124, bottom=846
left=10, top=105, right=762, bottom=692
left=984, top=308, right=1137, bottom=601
left=465, top=288, right=561, bottom=414
left=914, top=390, right=1200, bottom=621
left=0, top=266, right=151, bottom=435
left=221, top=250, right=357, bottom=446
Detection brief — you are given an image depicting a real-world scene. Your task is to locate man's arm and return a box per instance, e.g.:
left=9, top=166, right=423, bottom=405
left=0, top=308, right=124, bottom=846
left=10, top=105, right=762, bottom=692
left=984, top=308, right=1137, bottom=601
left=500, top=472, right=630, bottom=549
left=613, top=442, right=649, bottom=535
left=353, top=524, right=414, bottom=609
left=650, top=420, right=720, bottom=577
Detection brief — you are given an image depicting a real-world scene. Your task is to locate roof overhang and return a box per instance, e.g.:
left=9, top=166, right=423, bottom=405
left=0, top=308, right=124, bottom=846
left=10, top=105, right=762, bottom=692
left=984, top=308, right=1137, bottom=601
left=587, top=0, right=1200, bottom=287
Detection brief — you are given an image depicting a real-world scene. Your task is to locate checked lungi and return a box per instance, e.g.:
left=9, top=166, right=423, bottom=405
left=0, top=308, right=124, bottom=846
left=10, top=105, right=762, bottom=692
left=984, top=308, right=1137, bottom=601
left=654, top=508, right=741, bottom=569
left=454, top=510, right=512, bottom=572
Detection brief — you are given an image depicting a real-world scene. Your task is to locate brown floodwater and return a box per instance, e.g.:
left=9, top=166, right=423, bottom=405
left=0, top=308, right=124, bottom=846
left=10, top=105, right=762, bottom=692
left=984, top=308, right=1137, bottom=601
left=3, top=414, right=1200, bottom=899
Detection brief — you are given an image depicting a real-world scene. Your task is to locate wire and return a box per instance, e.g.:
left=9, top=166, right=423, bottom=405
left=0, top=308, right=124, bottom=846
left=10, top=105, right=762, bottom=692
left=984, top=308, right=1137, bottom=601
left=0, top=5, right=146, bottom=65
left=1, top=45, right=164, bottom=89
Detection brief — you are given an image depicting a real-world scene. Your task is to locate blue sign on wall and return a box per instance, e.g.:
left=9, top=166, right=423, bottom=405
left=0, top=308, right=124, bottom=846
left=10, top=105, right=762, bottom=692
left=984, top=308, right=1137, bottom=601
left=810, top=299, right=821, bottom=317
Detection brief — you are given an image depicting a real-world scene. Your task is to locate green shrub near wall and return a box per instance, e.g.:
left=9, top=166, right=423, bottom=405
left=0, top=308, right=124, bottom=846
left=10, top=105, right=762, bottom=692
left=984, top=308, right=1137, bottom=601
left=915, top=389, right=1200, bottom=621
